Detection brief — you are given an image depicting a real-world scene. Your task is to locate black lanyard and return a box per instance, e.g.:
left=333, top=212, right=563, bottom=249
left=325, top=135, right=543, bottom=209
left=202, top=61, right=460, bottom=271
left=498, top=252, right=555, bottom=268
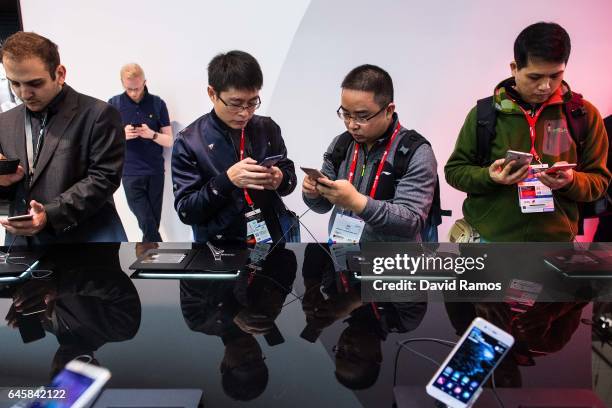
left=24, top=110, right=48, bottom=176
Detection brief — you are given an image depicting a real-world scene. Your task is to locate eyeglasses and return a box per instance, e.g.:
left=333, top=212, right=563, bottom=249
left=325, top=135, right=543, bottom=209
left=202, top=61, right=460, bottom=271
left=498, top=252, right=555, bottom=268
left=336, top=105, right=387, bottom=125
left=217, top=94, right=261, bottom=113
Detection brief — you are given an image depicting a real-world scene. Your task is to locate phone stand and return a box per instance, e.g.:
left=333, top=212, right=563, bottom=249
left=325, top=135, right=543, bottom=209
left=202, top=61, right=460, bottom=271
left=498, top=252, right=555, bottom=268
left=434, top=387, right=482, bottom=408
left=206, top=242, right=224, bottom=261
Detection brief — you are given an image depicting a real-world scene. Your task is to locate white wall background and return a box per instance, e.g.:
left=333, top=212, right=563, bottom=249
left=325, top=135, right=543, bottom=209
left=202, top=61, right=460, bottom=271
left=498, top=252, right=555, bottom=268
left=19, top=0, right=612, bottom=242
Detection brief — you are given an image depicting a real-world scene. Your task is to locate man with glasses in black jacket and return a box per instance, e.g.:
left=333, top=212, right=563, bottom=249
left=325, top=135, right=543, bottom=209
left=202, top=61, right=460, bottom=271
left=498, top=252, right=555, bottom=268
left=172, top=50, right=298, bottom=243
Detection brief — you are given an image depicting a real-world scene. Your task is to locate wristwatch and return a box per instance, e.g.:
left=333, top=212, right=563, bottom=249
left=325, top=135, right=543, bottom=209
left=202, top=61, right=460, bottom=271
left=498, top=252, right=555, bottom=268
left=153, top=132, right=158, bottom=140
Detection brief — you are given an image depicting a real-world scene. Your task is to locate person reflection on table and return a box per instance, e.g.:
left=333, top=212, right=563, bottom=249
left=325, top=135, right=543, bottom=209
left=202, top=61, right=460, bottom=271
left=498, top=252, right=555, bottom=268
left=3, top=244, right=142, bottom=378
left=445, top=301, right=588, bottom=387
left=302, top=244, right=427, bottom=390
left=180, top=245, right=297, bottom=401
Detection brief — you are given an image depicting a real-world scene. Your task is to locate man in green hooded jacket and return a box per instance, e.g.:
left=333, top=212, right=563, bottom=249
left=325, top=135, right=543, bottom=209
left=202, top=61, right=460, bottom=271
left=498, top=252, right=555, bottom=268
left=445, top=22, right=610, bottom=242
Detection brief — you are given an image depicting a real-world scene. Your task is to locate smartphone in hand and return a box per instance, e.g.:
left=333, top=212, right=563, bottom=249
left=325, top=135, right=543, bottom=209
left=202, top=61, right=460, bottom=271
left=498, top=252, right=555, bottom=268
left=300, top=167, right=326, bottom=180
left=503, top=150, right=533, bottom=172
left=7, top=214, right=33, bottom=222
left=259, top=154, right=284, bottom=168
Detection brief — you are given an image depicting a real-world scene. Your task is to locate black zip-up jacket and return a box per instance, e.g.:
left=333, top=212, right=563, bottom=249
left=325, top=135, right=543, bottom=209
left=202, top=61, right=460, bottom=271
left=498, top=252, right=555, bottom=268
left=172, top=110, right=296, bottom=242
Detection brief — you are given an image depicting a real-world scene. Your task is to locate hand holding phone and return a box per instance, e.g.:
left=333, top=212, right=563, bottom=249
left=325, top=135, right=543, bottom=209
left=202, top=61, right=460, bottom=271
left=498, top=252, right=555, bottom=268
left=259, top=154, right=283, bottom=168
left=544, top=163, right=576, bottom=174
left=301, top=167, right=327, bottom=199
left=503, top=150, right=533, bottom=172
left=7, top=214, right=33, bottom=222
left=301, top=167, right=326, bottom=181
left=0, top=158, right=20, bottom=175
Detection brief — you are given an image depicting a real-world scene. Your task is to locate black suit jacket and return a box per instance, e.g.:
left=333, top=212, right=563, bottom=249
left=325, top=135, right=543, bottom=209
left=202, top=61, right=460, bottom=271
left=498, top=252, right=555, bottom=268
left=0, top=85, right=127, bottom=244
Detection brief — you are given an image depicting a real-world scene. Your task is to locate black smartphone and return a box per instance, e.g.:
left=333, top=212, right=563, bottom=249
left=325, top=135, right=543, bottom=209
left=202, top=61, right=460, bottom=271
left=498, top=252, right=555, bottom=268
left=131, top=123, right=142, bottom=128
left=300, top=324, right=322, bottom=343
left=259, top=154, right=283, bottom=168
left=300, top=167, right=326, bottom=180
left=0, top=158, right=20, bottom=175
left=17, top=313, right=46, bottom=343
left=7, top=214, right=33, bottom=222
left=264, top=323, right=285, bottom=346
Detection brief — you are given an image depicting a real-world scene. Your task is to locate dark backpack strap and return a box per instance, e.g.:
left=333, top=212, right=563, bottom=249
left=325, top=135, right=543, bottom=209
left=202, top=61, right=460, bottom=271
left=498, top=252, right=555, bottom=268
left=563, top=92, right=587, bottom=160
left=393, top=130, right=451, bottom=228
left=327, top=132, right=354, bottom=174
left=476, top=96, right=497, bottom=166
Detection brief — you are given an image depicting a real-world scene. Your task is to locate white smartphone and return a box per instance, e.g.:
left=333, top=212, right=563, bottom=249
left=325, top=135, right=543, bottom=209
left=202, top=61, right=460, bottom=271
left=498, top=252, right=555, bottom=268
left=425, top=317, right=514, bottom=408
left=503, top=150, right=533, bottom=172
left=23, top=360, right=111, bottom=408
left=544, top=163, right=577, bottom=174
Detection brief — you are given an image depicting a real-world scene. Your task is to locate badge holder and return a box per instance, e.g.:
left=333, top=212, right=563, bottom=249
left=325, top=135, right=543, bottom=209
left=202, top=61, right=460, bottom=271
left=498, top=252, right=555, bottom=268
left=517, top=164, right=554, bottom=214
left=245, top=206, right=272, bottom=244
left=329, top=210, right=365, bottom=244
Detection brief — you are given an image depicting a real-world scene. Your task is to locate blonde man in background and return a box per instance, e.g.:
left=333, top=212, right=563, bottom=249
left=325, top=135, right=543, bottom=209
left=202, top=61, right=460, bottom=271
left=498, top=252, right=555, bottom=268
left=109, top=63, right=172, bottom=242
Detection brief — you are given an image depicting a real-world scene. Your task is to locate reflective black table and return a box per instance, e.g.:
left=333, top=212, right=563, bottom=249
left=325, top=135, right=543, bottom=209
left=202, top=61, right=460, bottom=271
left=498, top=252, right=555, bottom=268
left=0, top=242, right=609, bottom=407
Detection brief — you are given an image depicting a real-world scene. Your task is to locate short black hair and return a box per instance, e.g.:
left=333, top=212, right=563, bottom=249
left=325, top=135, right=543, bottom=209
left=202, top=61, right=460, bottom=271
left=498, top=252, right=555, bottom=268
left=514, top=22, right=571, bottom=69
left=207, top=50, right=263, bottom=93
left=341, top=64, right=394, bottom=108
left=221, top=361, right=269, bottom=401
left=335, top=361, right=381, bottom=390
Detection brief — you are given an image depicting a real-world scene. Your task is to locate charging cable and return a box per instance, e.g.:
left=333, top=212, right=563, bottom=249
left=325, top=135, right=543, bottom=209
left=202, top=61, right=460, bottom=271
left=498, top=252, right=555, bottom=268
left=393, top=337, right=506, bottom=408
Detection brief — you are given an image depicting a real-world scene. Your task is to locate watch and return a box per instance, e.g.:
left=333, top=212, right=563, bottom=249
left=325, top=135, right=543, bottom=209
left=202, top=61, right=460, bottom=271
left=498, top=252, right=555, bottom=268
left=153, top=132, right=158, bottom=140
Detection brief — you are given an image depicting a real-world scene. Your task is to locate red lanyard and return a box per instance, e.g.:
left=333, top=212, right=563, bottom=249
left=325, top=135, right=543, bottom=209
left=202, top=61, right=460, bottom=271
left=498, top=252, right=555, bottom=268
left=239, top=128, right=255, bottom=207
left=513, top=101, right=549, bottom=163
left=338, top=271, right=380, bottom=321
left=347, top=122, right=401, bottom=198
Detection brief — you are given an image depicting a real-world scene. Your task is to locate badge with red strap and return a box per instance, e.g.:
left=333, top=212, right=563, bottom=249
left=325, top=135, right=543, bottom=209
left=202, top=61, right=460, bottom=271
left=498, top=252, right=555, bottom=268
left=329, top=122, right=402, bottom=243
left=510, top=98, right=555, bottom=214
left=240, top=128, right=272, bottom=243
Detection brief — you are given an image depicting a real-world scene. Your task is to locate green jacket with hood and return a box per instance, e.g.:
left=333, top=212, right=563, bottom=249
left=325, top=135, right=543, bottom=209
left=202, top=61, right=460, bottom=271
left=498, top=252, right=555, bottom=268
left=445, top=79, right=610, bottom=242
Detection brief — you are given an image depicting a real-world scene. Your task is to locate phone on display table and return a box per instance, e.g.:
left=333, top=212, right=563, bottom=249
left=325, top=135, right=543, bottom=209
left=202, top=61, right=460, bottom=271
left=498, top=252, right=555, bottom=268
left=425, top=317, right=514, bottom=408
left=7, top=214, right=33, bottom=222
left=503, top=150, right=533, bottom=172
left=130, top=123, right=142, bottom=128
left=258, top=154, right=284, bottom=167
left=20, top=360, right=111, bottom=408
left=300, top=167, right=326, bottom=180
left=0, top=158, right=20, bottom=175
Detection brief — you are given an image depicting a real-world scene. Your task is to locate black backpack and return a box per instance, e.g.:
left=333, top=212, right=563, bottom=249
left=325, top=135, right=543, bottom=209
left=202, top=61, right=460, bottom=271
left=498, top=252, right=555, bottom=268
left=475, top=93, right=612, bottom=233
left=328, top=130, right=451, bottom=242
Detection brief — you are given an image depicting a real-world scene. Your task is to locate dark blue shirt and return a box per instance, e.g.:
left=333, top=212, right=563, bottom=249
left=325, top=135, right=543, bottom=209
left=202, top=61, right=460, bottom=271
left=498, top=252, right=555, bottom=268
left=108, top=88, right=170, bottom=175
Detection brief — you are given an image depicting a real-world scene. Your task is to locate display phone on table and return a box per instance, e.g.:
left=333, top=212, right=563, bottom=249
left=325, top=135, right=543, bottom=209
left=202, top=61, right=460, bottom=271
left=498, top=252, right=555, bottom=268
left=16, top=360, right=111, bottom=408
left=503, top=150, right=533, bottom=172
left=425, top=317, right=514, bottom=408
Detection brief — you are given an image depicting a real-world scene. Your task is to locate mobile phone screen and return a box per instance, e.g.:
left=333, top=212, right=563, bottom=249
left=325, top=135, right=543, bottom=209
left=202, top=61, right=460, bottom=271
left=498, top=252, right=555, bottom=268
left=28, top=369, right=94, bottom=408
left=430, top=326, right=510, bottom=404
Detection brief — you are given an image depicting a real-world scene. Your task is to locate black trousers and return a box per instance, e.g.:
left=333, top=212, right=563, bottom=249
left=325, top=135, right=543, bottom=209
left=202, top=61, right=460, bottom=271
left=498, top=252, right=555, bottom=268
left=123, top=174, right=164, bottom=242
left=594, top=214, right=612, bottom=242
